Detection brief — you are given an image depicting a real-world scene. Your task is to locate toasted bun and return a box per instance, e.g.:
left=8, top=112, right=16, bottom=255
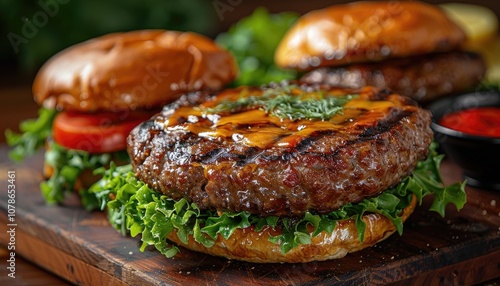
left=275, top=1, right=466, bottom=71
left=167, top=195, right=417, bottom=263
left=33, top=30, right=238, bottom=112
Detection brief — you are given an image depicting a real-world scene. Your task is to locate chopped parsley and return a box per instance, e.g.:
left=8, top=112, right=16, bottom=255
left=204, top=85, right=357, bottom=121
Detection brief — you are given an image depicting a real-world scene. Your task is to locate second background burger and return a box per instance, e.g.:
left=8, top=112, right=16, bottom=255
left=275, top=1, right=486, bottom=103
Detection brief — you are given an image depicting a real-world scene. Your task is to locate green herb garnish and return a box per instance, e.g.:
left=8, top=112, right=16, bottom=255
left=5, top=107, right=57, bottom=162
left=205, top=85, right=357, bottom=121
left=87, top=142, right=466, bottom=257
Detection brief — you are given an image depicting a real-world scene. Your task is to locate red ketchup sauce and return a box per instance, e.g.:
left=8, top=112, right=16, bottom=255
left=439, top=107, right=500, bottom=138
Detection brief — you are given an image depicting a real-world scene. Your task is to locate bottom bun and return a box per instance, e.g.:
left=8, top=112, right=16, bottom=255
left=167, top=194, right=418, bottom=263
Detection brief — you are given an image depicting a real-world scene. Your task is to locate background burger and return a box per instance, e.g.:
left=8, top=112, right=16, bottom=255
left=274, top=1, right=486, bottom=104
left=6, top=29, right=237, bottom=208
left=88, top=81, right=466, bottom=263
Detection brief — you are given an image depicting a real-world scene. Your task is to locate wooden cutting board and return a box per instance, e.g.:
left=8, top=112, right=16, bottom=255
left=0, top=145, right=499, bottom=285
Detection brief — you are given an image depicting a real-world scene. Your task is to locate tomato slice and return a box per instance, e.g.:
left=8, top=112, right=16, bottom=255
left=53, top=110, right=158, bottom=153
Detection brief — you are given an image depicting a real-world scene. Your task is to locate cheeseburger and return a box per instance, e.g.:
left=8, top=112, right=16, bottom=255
left=90, top=81, right=466, bottom=263
left=6, top=30, right=237, bottom=207
left=275, top=1, right=486, bottom=103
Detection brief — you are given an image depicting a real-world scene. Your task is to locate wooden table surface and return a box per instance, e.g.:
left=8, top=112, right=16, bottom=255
left=0, top=72, right=72, bottom=285
left=1, top=145, right=500, bottom=285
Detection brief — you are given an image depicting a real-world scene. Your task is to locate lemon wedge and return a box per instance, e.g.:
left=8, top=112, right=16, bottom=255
left=440, top=3, right=499, bottom=51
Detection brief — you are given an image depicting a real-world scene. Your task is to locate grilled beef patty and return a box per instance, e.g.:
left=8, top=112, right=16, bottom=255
left=128, top=82, right=433, bottom=217
left=301, top=52, right=485, bottom=103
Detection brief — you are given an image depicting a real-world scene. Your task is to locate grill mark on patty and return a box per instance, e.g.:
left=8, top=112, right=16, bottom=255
left=197, top=108, right=413, bottom=167
left=198, top=148, right=225, bottom=164
left=295, top=130, right=334, bottom=153
left=134, top=103, right=414, bottom=168
left=358, top=108, right=412, bottom=139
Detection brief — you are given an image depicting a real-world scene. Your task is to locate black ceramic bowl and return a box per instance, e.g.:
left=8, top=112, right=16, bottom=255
left=427, top=90, right=500, bottom=191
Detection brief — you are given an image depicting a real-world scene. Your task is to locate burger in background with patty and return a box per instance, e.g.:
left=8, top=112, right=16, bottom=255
left=6, top=29, right=238, bottom=208
left=274, top=1, right=486, bottom=103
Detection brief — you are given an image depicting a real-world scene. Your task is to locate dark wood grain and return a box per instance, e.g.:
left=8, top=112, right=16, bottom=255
left=0, top=248, right=70, bottom=285
left=0, top=145, right=499, bottom=285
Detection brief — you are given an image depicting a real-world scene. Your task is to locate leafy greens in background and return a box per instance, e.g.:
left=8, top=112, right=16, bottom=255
left=216, top=7, right=299, bottom=86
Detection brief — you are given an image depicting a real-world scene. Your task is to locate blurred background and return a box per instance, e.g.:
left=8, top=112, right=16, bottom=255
left=1, top=0, right=499, bottom=74
left=0, top=0, right=499, bottom=140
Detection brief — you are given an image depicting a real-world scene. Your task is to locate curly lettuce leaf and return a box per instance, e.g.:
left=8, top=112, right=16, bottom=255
left=87, top=143, right=467, bottom=257
left=411, top=148, right=467, bottom=217
left=42, top=141, right=129, bottom=210
left=5, top=107, right=57, bottom=162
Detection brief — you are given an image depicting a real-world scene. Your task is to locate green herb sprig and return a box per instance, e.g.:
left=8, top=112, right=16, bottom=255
left=205, top=85, right=357, bottom=121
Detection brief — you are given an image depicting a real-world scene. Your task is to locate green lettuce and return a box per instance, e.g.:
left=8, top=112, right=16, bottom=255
left=5, top=107, right=57, bottom=162
left=86, top=142, right=466, bottom=257
left=42, top=140, right=129, bottom=210
left=215, top=8, right=299, bottom=86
